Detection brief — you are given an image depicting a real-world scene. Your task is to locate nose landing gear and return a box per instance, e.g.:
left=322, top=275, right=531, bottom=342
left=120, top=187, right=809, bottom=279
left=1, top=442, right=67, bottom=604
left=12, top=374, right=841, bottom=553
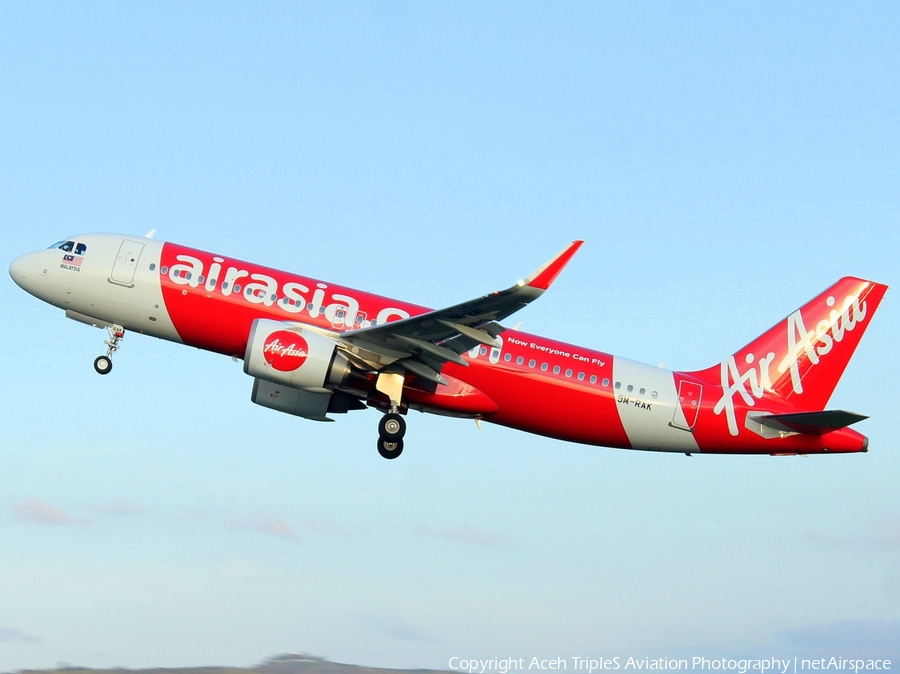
left=94, top=324, right=125, bottom=375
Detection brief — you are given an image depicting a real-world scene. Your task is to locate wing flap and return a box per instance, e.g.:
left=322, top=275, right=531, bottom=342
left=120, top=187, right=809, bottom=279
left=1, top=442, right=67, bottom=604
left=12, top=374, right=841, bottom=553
left=393, top=334, right=470, bottom=366
left=436, top=320, right=501, bottom=348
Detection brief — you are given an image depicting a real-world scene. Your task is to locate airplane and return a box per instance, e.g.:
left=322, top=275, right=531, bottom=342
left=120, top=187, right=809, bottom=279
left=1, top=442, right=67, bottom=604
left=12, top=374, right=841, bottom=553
left=9, top=232, right=888, bottom=459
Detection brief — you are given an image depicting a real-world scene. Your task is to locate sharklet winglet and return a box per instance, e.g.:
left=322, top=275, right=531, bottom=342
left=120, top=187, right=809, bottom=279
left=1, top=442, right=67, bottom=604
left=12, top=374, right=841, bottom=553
left=522, top=240, right=583, bottom=291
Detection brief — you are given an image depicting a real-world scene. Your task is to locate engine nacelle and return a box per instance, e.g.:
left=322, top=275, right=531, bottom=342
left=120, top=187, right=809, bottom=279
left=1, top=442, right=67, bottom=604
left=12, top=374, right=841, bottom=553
left=243, top=319, right=351, bottom=392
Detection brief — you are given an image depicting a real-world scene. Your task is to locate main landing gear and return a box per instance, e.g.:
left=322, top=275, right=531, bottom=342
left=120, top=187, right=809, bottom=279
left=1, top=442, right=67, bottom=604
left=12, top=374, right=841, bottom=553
left=377, top=412, right=407, bottom=460
left=93, top=324, right=125, bottom=375
left=375, top=370, right=407, bottom=460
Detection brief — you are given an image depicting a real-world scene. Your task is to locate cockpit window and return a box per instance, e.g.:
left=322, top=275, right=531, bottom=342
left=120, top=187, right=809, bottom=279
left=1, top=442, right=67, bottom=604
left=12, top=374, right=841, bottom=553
left=49, top=240, right=88, bottom=255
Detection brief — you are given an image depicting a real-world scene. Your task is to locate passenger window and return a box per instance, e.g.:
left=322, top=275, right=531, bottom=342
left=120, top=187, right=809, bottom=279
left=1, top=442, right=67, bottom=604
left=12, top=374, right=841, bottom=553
left=590, top=375, right=597, bottom=384
left=577, top=372, right=585, bottom=381
left=149, top=263, right=156, bottom=271
left=516, top=356, right=524, bottom=365
left=626, top=384, right=633, bottom=393
left=75, top=243, right=87, bottom=255
left=541, top=363, right=549, bottom=371
left=652, top=391, right=658, bottom=399
left=222, top=281, right=229, bottom=290
left=480, top=346, right=488, bottom=356
left=161, top=266, right=168, bottom=274
left=565, top=369, right=573, bottom=377
left=234, top=284, right=242, bottom=293
left=615, top=381, right=621, bottom=389
left=528, top=359, right=536, bottom=368
left=602, top=378, right=610, bottom=387
left=504, top=353, right=512, bottom=362
left=639, top=388, right=645, bottom=395
left=553, top=365, right=561, bottom=375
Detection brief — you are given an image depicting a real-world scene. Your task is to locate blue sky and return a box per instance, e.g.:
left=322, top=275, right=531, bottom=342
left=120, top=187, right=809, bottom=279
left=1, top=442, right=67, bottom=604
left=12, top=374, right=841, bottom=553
left=2, top=1, right=899, bottom=670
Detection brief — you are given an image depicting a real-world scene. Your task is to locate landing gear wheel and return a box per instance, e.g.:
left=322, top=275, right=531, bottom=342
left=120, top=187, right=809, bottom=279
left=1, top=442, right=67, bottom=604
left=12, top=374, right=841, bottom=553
left=93, top=355, right=112, bottom=375
left=378, top=413, right=406, bottom=441
left=377, top=437, right=404, bottom=460
left=94, top=325, right=124, bottom=375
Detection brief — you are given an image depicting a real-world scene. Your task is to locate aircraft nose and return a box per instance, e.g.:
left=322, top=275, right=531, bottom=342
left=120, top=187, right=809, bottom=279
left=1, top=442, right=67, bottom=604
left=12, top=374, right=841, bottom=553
left=9, top=251, right=43, bottom=296
left=9, top=254, right=30, bottom=288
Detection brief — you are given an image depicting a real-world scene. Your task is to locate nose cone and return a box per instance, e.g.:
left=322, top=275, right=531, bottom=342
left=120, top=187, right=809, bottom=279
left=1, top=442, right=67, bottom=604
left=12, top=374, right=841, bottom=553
left=9, top=251, right=43, bottom=296
left=9, top=254, right=30, bottom=288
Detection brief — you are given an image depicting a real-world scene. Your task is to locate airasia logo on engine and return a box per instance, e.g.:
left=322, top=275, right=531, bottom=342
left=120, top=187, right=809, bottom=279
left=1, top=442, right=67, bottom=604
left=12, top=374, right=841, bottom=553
left=263, top=331, right=309, bottom=371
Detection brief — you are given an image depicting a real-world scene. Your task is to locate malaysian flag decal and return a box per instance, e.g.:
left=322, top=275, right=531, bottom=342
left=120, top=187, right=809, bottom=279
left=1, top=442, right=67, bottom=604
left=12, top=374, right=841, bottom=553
left=61, top=254, right=83, bottom=271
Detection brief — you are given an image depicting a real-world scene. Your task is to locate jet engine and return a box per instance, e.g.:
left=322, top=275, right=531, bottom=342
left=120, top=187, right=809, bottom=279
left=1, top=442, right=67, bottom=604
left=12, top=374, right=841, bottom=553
left=243, top=319, right=351, bottom=392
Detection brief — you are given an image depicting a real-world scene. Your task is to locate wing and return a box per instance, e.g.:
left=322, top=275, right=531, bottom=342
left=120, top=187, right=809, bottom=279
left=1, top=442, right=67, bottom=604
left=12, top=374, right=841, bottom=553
left=336, top=240, right=583, bottom=385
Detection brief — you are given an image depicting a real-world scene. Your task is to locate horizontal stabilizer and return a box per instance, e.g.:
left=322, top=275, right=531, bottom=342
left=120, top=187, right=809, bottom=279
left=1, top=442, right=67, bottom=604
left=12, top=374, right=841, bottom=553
left=756, top=410, right=868, bottom=436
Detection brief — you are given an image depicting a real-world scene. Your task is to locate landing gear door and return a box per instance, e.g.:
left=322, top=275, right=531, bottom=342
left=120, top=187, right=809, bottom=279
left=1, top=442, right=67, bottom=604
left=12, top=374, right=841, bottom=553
left=671, top=380, right=702, bottom=431
left=110, top=239, right=145, bottom=287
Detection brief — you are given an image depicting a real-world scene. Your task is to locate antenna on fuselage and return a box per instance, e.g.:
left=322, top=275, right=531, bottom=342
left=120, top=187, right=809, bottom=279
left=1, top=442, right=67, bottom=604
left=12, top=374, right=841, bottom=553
left=145, top=229, right=157, bottom=239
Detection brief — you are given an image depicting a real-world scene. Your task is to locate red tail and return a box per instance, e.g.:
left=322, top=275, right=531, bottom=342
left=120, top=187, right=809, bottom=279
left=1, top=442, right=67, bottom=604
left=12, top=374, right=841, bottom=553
left=691, top=277, right=888, bottom=411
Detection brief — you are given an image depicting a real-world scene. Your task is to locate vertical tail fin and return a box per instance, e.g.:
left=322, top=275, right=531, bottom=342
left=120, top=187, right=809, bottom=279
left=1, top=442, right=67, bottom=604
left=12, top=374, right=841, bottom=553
left=691, top=277, right=888, bottom=411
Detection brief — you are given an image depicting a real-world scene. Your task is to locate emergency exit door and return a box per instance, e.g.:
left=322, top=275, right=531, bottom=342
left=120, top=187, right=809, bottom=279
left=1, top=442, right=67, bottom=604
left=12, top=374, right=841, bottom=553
left=671, top=380, right=703, bottom=431
left=110, top=239, right=144, bottom=287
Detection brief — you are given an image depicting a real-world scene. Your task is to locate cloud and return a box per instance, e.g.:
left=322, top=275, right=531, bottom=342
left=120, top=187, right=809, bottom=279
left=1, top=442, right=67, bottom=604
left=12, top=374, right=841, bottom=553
left=363, top=615, right=432, bottom=643
left=231, top=515, right=302, bottom=542
left=803, top=530, right=852, bottom=549
left=87, top=500, right=150, bottom=517
left=414, top=523, right=504, bottom=547
left=881, top=519, right=900, bottom=547
left=12, top=499, right=89, bottom=525
left=0, top=627, right=41, bottom=644
left=778, top=620, right=900, bottom=658
left=301, top=517, right=352, bottom=537
left=672, top=620, right=900, bottom=661
left=805, top=519, right=900, bottom=552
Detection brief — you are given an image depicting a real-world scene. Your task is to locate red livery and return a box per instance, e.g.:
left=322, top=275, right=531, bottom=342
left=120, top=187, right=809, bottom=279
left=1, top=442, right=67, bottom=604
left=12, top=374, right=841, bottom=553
left=9, top=233, right=887, bottom=459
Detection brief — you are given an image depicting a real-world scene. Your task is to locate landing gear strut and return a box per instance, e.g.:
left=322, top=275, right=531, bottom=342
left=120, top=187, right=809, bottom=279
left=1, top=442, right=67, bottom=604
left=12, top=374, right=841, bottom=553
left=94, top=324, right=125, bottom=375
